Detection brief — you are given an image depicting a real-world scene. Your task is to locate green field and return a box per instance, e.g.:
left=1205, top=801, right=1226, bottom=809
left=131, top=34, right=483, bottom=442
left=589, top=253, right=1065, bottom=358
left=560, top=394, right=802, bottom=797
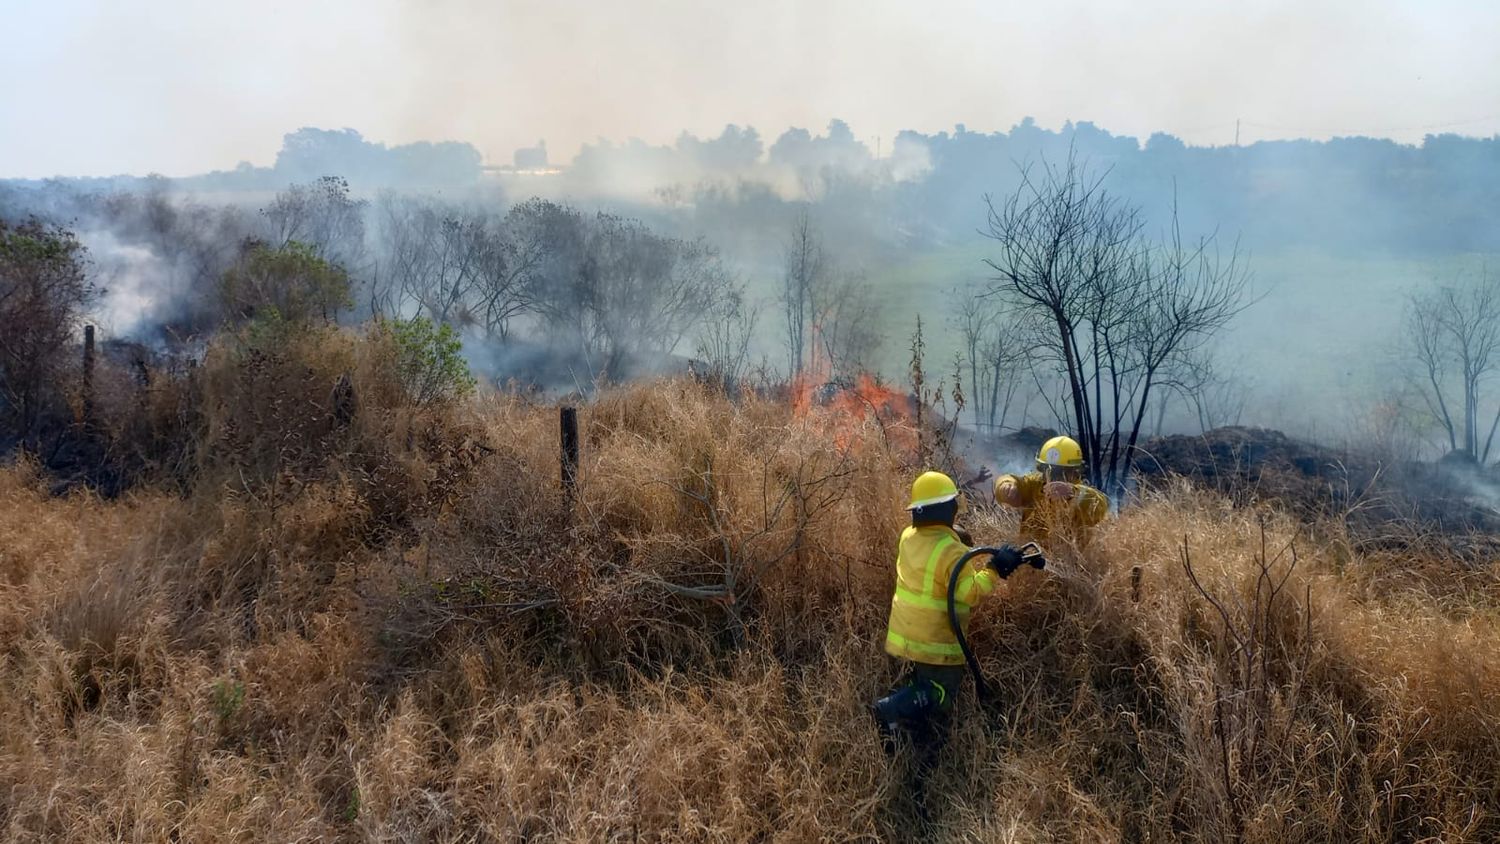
left=846, top=241, right=1494, bottom=438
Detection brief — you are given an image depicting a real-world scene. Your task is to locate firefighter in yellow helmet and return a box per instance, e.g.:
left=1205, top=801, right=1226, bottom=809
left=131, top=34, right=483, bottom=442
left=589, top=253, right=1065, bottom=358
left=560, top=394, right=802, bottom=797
left=994, top=435, right=1110, bottom=543
left=874, top=470, right=1028, bottom=762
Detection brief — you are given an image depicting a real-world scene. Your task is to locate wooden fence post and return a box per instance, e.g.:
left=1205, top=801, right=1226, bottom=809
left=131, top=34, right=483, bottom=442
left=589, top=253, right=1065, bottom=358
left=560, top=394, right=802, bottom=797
left=560, top=406, right=579, bottom=506
left=82, top=324, right=96, bottom=426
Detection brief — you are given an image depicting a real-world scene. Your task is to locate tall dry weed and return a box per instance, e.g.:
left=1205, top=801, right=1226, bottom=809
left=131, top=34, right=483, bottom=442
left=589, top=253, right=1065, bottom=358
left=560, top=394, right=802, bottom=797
left=3, top=355, right=1500, bottom=840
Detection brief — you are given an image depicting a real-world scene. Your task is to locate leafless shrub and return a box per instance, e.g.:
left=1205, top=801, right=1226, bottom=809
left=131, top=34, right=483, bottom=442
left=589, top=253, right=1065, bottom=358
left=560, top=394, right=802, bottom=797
left=1402, top=271, right=1500, bottom=460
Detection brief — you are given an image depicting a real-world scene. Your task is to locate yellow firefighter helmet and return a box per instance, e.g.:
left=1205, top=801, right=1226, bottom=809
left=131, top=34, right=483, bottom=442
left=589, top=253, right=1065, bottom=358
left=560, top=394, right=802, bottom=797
left=906, top=471, right=960, bottom=510
left=1037, top=435, right=1084, bottom=469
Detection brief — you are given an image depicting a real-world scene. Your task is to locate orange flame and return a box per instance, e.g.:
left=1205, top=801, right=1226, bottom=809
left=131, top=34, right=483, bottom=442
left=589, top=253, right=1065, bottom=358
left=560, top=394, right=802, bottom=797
left=788, top=322, right=918, bottom=452
left=791, top=370, right=917, bottom=454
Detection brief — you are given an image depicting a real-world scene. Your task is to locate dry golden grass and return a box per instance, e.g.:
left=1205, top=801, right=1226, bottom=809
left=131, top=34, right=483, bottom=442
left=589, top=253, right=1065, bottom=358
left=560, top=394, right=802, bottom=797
left=3, top=329, right=1500, bottom=841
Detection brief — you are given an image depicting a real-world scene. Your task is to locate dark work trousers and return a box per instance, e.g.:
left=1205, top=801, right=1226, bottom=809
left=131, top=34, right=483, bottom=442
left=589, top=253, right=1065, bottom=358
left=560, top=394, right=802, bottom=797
left=905, top=661, right=966, bottom=763
left=877, top=660, right=967, bottom=764
left=881, top=660, right=968, bottom=827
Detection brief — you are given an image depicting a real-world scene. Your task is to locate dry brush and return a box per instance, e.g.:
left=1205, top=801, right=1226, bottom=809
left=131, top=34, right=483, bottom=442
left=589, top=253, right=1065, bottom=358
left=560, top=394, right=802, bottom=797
left=1, top=327, right=1498, bottom=841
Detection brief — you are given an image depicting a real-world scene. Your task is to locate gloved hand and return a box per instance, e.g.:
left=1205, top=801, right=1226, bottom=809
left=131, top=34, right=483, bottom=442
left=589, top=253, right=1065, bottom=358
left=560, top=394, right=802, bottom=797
left=1044, top=481, right=1075, bottom=502
left=988, top=545, right=1025, bottom=578
left=995, top=478, right=1023, bottom=507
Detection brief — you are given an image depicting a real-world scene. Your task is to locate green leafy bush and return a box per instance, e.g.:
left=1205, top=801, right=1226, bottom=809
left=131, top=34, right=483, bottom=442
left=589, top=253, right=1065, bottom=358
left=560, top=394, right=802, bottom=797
left=0, top=218, right=95, bottom=435
left=212, top=678, right=245, bottom=723
left=220, top=240, right=352, bottom=327
left=383, top=316, right=475, bottom=405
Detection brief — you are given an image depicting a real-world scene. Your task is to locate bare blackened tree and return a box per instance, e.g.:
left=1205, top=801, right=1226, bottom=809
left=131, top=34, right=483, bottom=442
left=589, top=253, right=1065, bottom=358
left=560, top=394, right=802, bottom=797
left=423, top=214, right=493, bottom=326
left=505, top=203, right=733, bottom=380
left=380, top=197, right=486, bottom=325
left=369, top=193, right=423, bottom=317
left=955, top=290, right=990, bottom=432
left=504, top=198, right=589, bottom=335
left=1147, top=348, right=1251, bottom=436
left=693, top=286, right=760, bottom=392
left=779, top=209, right=881, bottom=382
left=1110, top=213, right=1249, bottom=480
left=954, top=288, right=1028, bottom=434
left=983, top=156, right=1249, bottom=494
left=375, top=196, right=538, bottom=336
left=262, top=176, right=367, bottom=273
left=582, top=214, right=734, bottom=379
left=1403, top=273, right=1500, bottom=461
left=479, top=202, right=551, bottom=341
left=1178, top=351, right=1250, bottom=433
left=982, top=156, right=1137, bottom=488
left=811, top=269, right=881, bottom=380
left=781, top=206, right=825, bottom=378
left=373, top=195, right=733, bottom=382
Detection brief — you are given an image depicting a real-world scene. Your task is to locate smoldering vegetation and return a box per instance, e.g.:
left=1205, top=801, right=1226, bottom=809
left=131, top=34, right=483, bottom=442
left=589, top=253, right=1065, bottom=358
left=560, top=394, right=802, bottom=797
left=0, top=176, right=748, bottom=391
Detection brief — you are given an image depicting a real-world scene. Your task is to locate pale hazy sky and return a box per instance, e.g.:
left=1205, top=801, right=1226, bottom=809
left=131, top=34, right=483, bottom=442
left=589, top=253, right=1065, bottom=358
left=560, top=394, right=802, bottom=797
left=3, top=0, right=1499, bottom=178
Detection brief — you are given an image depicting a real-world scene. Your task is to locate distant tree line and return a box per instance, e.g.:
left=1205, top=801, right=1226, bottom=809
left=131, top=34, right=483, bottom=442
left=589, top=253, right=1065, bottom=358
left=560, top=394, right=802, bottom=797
left=9, top=117, right=1499, bottom=278
left=524, top=117, right=1500, bottom=256
left=896, top=119, right=1500, bottom=255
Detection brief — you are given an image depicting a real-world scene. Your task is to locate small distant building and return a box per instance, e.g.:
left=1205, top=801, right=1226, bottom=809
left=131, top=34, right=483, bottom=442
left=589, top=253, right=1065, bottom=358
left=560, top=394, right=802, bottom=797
left=483, top=140, right=561, bottom=179
left=513, top=141, right=547, bottom=171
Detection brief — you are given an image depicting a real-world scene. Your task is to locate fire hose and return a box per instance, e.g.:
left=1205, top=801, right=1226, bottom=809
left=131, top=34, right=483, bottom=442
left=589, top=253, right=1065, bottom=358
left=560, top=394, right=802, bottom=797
left=946, top=543, right=1046, bottom=702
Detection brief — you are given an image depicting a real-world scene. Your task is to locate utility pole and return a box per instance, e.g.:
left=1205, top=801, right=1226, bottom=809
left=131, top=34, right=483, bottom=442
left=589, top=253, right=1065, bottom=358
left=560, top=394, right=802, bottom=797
left=1235, top=118, right=1241, bottom=147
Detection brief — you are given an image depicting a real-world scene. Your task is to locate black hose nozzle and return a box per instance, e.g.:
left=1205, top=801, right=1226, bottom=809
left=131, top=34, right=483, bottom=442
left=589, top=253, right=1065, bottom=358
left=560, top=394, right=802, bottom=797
left=946, top=543, right=1047, bottom=703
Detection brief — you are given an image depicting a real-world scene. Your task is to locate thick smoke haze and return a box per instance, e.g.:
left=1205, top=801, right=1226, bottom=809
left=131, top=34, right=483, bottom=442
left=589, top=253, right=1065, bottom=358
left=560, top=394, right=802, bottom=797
left=4, top=1, right=1500, bottom=178
left=5, top=116, right=1498, bottom=453
left=4, top=0, right=1499, bottom=456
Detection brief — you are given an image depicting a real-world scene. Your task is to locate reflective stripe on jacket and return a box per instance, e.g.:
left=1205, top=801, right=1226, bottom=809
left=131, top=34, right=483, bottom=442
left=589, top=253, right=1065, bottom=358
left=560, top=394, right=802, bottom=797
left=884, top=525, right=1000, bottom=666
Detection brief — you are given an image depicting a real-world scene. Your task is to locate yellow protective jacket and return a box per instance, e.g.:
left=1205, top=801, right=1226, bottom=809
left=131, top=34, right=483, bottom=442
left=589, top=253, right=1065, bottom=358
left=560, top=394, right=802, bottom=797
left=996, top=471, right=1110, bottom=542
left=884, top=525, right=1000, bottom=666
